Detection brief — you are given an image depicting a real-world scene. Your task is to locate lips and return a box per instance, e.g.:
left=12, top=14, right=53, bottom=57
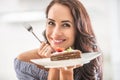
left=52, top=39, right=66, bottom=45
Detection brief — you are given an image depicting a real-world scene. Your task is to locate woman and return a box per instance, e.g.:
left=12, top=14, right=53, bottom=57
left=14, top=0, right=103, bottom=80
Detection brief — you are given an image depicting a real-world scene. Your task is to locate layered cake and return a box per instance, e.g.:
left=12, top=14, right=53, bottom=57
left=50, top=47, right=81, bottom=61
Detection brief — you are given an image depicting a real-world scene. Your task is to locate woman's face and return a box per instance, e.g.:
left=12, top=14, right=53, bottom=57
left=46, top=3, right=76, bottom=50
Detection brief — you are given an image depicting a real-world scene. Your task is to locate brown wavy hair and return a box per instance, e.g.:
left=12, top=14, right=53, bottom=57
left=44, top=0, right=103, bottom=79
left=45, top=0, right=98, bottom=52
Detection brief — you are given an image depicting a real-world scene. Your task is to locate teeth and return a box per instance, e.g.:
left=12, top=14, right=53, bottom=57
left=54, top=40, right=63, bottom=43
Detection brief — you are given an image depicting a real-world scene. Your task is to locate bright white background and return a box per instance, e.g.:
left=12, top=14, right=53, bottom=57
left=0, top=0, right=120, bottom=80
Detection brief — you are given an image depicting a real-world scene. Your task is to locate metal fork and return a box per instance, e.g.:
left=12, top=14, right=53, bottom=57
left=24, top=24, right=42, bottom=43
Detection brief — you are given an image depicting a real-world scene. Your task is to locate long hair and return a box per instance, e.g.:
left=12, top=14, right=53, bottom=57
left=44, top=0, right=103, bottom=79
left=45, top=0, right=98, bottom=52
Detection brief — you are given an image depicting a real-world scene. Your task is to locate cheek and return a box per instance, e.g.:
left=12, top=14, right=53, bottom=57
left=65, top=30, right=75, bottom=44
left=70, top=33, right=75, bottom=43
left=68, top=29, right=76, bottom=38
left=46, top=28, right=52, bottom=39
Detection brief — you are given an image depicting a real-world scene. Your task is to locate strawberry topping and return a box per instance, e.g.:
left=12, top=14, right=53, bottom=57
left=55, top=47, right=64, bottom=52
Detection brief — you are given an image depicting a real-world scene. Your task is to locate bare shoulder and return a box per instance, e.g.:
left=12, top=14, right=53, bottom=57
left=17, top=48, right=41, bottom=62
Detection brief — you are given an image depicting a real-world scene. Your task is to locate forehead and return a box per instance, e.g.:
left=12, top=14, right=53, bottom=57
left=47, top=3, right=73, bottom=21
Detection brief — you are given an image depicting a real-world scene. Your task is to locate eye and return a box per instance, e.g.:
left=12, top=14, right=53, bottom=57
left=62, top=23, right=71, bottom=27
left=47, top=21, right=55, bottom=26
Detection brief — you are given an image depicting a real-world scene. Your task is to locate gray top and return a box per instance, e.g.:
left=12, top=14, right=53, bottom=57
left=14, top=58, right=48, bottom=80
left=14, top=58, right=102, bottom=80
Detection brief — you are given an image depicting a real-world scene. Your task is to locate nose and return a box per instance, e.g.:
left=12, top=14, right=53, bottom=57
left=52, top=25, right=62, bottom=37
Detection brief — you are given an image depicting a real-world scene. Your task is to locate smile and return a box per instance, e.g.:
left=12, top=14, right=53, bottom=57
left=52, top=39, right=66, bottom=44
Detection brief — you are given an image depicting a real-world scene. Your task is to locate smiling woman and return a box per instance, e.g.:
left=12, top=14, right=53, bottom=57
left=46, top=3, right=76, bottom=50
left=14, top=0, right=103, bottom=80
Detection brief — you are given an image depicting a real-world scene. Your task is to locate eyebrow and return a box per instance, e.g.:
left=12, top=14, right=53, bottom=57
left=47, top=18, right=55, bottom=21
left=48, top=18, right=73, bottom=24
left=61, top=20, right=73, bottom=24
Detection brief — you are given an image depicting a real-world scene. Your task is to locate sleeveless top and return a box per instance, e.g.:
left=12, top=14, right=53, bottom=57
left=14, top=58, right=102, bottom=80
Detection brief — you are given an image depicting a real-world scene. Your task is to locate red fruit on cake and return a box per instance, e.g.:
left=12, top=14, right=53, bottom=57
left=55, top=47, right=64, bottom=52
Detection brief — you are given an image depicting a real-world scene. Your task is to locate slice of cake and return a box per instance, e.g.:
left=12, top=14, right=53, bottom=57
left=50, top=47, right=81, bottom=61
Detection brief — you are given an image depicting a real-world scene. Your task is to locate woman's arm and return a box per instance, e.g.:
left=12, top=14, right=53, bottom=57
left=48, top=68, right=59, bottom=80
left=60, top=68, right=74, bottom=80
left=48, top=67, right=74, bottom=80
left=59, top=64, right=82, bottom=80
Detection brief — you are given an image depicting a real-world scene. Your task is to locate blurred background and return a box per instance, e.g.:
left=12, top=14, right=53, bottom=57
left=0, top=0, right=120, bottom=80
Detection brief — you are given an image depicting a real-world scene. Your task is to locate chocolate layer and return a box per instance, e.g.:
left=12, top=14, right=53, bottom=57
left=50, top=50, right=81, bottom=61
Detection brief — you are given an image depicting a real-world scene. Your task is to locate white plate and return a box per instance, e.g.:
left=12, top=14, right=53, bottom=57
left=31, top=52, right=101, bottom=68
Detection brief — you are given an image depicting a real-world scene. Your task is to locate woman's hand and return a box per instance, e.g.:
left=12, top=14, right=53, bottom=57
left=62, top=64, right=83, bottom=70
left=38, top=42, right=54, bottom=58
left=59, top=64, right=83, bottom=80
left=48, top=68, right=59, bottom=80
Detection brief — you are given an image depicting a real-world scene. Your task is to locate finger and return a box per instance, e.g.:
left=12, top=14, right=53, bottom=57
left=39, top=42, right=46, bottom=50
left=39, top=43, right=53, bottom=58
left=38, top=42, right=48, bottom=55
left=44, top=47, right=49, bottom=56
left=44, top=46, right=54, bottom=57
left=64, top=67, right=68, bottom=70
left=41, top=44, right=49, bottom=55
left=61, top=64, right=83, bottom=70
left=75, top=64, right=83, bottom=68
left=60, top=66, right=73, bottom=70
left=38, top=42, right=46, bottom=54
left=38, top=42, right=54, bottom=58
